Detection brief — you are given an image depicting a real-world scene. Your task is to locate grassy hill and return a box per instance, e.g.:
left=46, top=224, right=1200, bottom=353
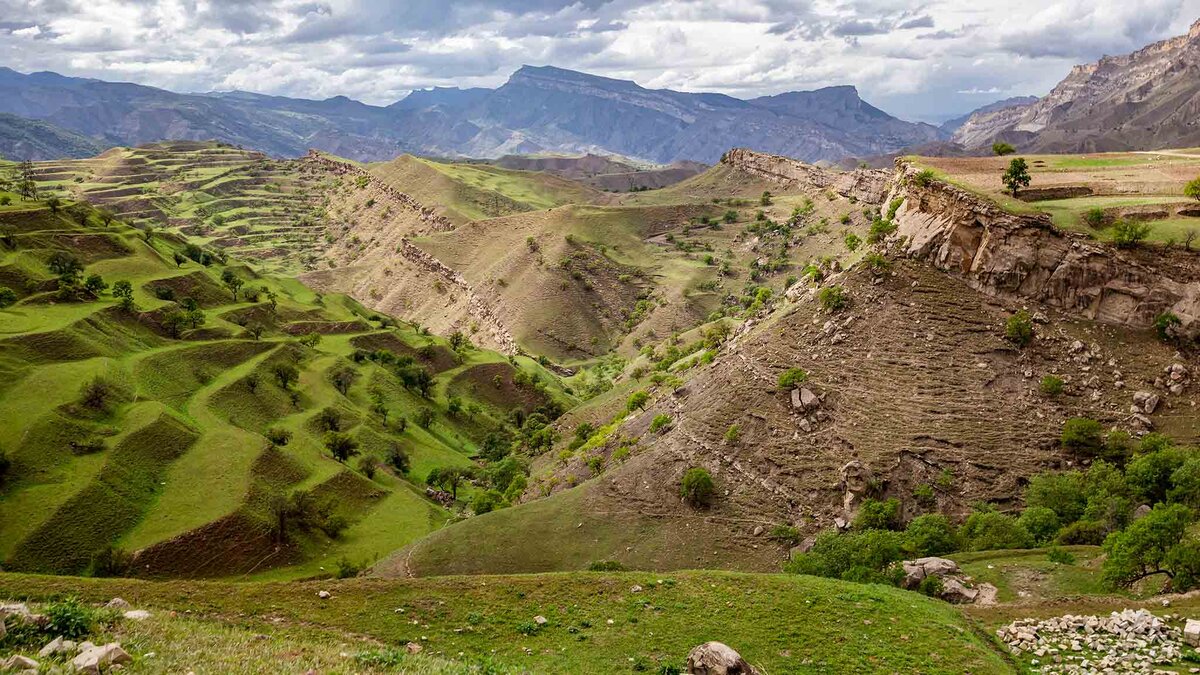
left=0, top=190, right=569, bottom=580
left=0, top=570, right=1011, bottom=674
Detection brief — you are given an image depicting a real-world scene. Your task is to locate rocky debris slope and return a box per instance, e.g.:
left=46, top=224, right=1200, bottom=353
left=721, top=148, right=890, bottom=204
left=304, top=151, right=454, bottom=233
left=888, top=160, right=1200, bottom=333
left=997, top=609, right=1190, bottom=674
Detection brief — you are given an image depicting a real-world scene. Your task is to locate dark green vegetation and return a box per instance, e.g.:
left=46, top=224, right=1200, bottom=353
left=0, top=570, right=1010, bottom=674
left=0, top=187, right=570, bottom=580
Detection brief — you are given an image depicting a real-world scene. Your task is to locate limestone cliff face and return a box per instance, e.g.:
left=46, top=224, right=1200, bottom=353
left=888, top=160, right=1200, bottom=331
left=721, top=148, right=890, bottom=204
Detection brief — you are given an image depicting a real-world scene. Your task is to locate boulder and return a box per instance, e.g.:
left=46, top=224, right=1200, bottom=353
left=38, top=636, right=73, bottom=658
left=686, top=641, right=758, bottom=675
left=900, top=557, right=960, bottom=588
left=317, top=590, right=331, bottom=599
left=1133, top=504, right=1152, bottom=520
left=1, top=655, right=38, bottom=671
left=533, top=615, right=548, bottom=625
left=1185, top=619, right=1200, bottom=647
left=799, top=388, right=820, bottom=411
left=1133, top=391, right=1160, bottom=414
left=124, top=609, right=151, bottom=621
left=405, top=642, right=422, bottom=654
left=72, top=643, right=132, bottom=675
left=940, top=578, right=979, bottom=604
left=790, top=536, right=817, bottom=558
left=105, top=598, right=131, bottom=610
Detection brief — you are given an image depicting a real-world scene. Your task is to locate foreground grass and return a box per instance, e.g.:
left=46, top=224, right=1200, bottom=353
left=0, top=571, right=1012, bottom=674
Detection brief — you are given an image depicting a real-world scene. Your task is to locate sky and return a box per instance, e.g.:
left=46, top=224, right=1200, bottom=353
left=0, top=0, right=1196, bottom=123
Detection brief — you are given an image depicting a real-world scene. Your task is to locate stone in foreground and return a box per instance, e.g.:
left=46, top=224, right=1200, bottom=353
left=686, top=641, right=758, bottom=674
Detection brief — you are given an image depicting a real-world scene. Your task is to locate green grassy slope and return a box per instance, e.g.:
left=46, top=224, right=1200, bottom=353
left=0, top=571, right=1012, bottom=674
left=0, top=195, right=560, bottom=579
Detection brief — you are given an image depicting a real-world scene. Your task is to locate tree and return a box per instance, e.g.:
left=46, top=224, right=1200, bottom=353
left=472, top=489, right=504, bottom=515
left=46, top=196, right=62, bottom=213
left=1001, top=157, right=1032, bottom=196
left=960, top=508, right=1032, bottom=551
left=80, top=376, right=115, bottom=410
left=0, top=287, right=16, bottom=309
left=48, top=251, right=82, bottom=280
left=173, top=252, right=186, bottom=267
left=904, top=514, right=959, bottom=557
left=992, top=141, right=1016, bottom=156
left=186, top=309, right=206, bottom=329
left=112, top=280, right=134, bottom=311
left=1018, top=506, right=1062, bottom=545
left=325, top=432, right=359, bottom=462
left=1102, top=503, right=1196, bottom=589
left=16, top=160, right=37, bottom=200
left=273, top=362, right=299, bottom=389
left=1061, top=417, right=1104, bottom=457
left=162, top=309, right=188, bottom=338
left=386, top=443, right=410, bottom=474
left=97, top=209, right=115, bottom=226
left=1004, top=310, right=1034, bottom=346
left=1185, top=176, right=1200, bottom=203
left=627, top=390, right=649, bottom=412
left=329, top=364, right=358, bottom=395
left=760, top=190, right=772, bottom=206
left=221, top=269, right=244, bottom=301
left=428, top=466, right=471, bottom=499
left=680, top=467, right=715, bottom=506
left=1112, top=219, right=1151, bottom=249
left=246, top=322, right=265, bottom=340
left=853, top=498, right=901, bottom=531
left=83, top=274, right=107, bottom=296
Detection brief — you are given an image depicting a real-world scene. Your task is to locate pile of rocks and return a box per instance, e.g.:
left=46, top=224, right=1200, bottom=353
left=1157, top=362, right=1190, bottom=395
left=997, top=609, right=1189, bottom=673
left=789, top=385, right=828, bottom=432
left=898, top=557, right=997, bottom=605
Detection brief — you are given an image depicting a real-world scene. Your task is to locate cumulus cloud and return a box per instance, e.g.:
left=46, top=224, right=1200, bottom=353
left=0, top=0, right=1195, bottom=122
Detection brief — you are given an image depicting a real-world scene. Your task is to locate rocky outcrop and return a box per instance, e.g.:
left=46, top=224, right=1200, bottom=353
left=304, top=151, right=454, bottom=233
left=887, top=160, right=1200, bottom=332
left=721, top=148, right=890, bottom=204
left=396, top=238, right=519, bottom=355
left=686, top=642, right=758, bottom=675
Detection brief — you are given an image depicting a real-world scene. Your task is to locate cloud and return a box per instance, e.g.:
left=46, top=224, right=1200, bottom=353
left=0, top=0, right=1193, bottom=121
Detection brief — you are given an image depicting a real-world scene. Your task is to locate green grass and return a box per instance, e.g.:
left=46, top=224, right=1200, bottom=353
left=953, top=547, right=1110, bottom=603
left=0, top=570, right=1012, bottom=674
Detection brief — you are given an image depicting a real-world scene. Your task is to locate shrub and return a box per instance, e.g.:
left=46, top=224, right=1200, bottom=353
left=777, top=367, right=809, bottom=389
left=0, top=286, right=15, bottom=308
left=0, top=450, right=9, bottom=484
left=45, top=597, right=95, bottom=639
left=336, top=557, right=364, bottom=579
left=1112, top=219, right=1151, bottom=249
left=680, top=467, right=715, bottom=506
left=818, top=286, right=847, bottom=312
left=960, top=509, right=1032, bottom=551
left=266, top=428, right=293, bottom=446
left=863, top=252, right=890, bottom=275
left=1025, top=471, right=1086, bottom=524
left=853, top=498, right=901, bottom=531
left=1018, top=506, right=1061, bottom=545
left=912, top=484, right=935, bottom=507
left=1082, top=207, right=1107, bottom=228
left=724, top=424, right=740, bottom=444
left=1004, top=310, right=1034, bottom=346
left=912, top=169, right=936, bottom=187
left=90, top=546, right=133, bottom=577
left=316, top=406, right=343, bottom=432
left=1061, top=418, right=1104, bottom=457
left=992, top=142, right=1016, bottom=156
left=649, top=414, right=672, bottom=433
left=843, top=233, right=861, bottom=251
left=1153, top=312, right=1182, bottom=342
left=785, top=529, right=906, bottom=585
left=1056, top=520, right=1108, bottom=546
left=472, top=489, right=505, bottom=515
left=357, top=455, right=378, bottom=479
left=386, top=444, right=410, bottom=474
left=904, top=514, right=958, bottom=557
left=1046, top=547, right=1076, bottom=565
left=79, top=376, right=116, bottom=411
left=917, top=574, right=944, bottom=597
left=588, top=560, right=625, bottom=571
left=1125, top=446, right=1187, bottom=505
left=768, top=524, right=802, bottom=546
left=1039, top=375, right=1064, bottom=397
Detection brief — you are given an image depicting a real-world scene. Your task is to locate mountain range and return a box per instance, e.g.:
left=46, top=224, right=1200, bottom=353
left=0, top=64, right=943, bottom=164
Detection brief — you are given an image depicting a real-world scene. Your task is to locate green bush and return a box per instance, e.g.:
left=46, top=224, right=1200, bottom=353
left=1025, top=471, right=1086, bottom=524
left=588, top=560, right=625, bottom=571
left=960, top=509, right=1032, bottom=551
left=680, top=467, right=715, bottom=506
left=853, top=498, right=901, bottom=531
left=1112, top=219, right=1151, bottom=249
left=917, top=574, right=944, bottom=597
left=724, top=424, right=740, bottom=444
left=818, top=286, right=847, bottom=312
left=336, top=557, right=364, bottom=579
left=1046, top=547, right=1076, bottom=565
left=1082, top=207, right=1107, bottom=228
left=904, top=514, right=958, bottom=557
left=1018, top=506, right=1061, bottom=545
left=768, top=524, right=802, bottom=546
left=1004, top=310, right=1034, bottom=346
left=649, top=414, right=672, bottom=433
left=863, top=252, right=890, bottom=275
left=472, top=489, right=505, bottom=515
left=1055, top=520, right=1108, bottom=546
left=1125, top=446, right=1187, bottom=505
left=844, top=233, right=861, bottom=251
left=1061, top=418, right=1104, bottom=457
left=913, top=484, right=935, bottom=507
left=89, top=546, right=133, bottom=577
left=991, top=142, right=1016, bottom=156
left=777, top=367, right=809, bottom=389
left=912, top=169, right=936, bottom=187
left=0, top=286, right=15, bottom=309
left=1153, top=312, right=1182, bottom=342
left=1039, top=375, right=1064, bottom=397
left=266, top=427, right=292, bottom=446
left=45, top=597, right=96, bottom=639
left=785, top=530, right=906, bottom=585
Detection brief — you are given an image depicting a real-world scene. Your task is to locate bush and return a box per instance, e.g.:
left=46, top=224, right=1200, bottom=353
left=1061, top=418, right=1104, bottom=457
left=960, top=509, right=1032, bottom=551
left=1046, top=547, right=1076, bottom=565
left=626, top=391, right=649, bottom=412
left=1125, top=446, right=1187, bottom=505
left=1018, top=506, right=1061, bottom=545
left=768, top=524, right=802, bottom=546
left=324, top=432, right=359, bottom=462
left=853, top=498, right=901, bottom=531
left=79, top=376, right=116, bottom=411
left=649, top=414, right=672, bottom=433
left=45, top=597, right=96, bottom=639
left=777, top=367, right=809, bottom=389
left=917, top=574, right=945, bottom=597
left=266, top=428, right=293, bottom=446
left=1055, top=520, right=1108, bottom=546
left=1039, top=375, right=1064, bottom=397
left=336, top=557, right=364, bottom=579
left=472, top=489, right=505, bottom=515
left=1025, top=471, right=1086, bottom=524
left=818, top=286, right=847, bottom=312
left=90, top=546, right=133, bottom=577
left=1153, top=312, right=1182, bottom=342
left=904, top=514, right=958, bottom=557
left=724, top=424, right=740, bottom=444
left=680, top=467, right=715, bottom=506
left=912, top=169, right=936, bottom=187
left=588, top=560, right=625, bottom=571
left=913, top=484, right=936, bottom=507
left=357, top=455, right=378, bottom=479
left=785, top=529, right=906, bottom=585
left=863, top=252, right=890, bottom=275
left=1004, top=310, right=1034, bottom=346
left=0, top=450, right=9, bottom=484
left=386, top=444, right=410, bottom=474
left=1082, top=207, right=1107, bottom=229
left=0, top=286, right=15, bottom=309
left=1112, top=219, right=1151, bottom=249
left=843, top=233, right=861, bottom=251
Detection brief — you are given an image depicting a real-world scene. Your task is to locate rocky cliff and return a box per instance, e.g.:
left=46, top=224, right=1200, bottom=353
left=888, top=160, right=1200, bottom=331
left=720, top=148, right=891, bottom=204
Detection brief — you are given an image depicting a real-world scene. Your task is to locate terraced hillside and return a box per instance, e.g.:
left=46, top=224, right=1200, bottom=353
left=0, top=191, right=570, bottom=580
left=21, top=141, right=330, bottom=275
